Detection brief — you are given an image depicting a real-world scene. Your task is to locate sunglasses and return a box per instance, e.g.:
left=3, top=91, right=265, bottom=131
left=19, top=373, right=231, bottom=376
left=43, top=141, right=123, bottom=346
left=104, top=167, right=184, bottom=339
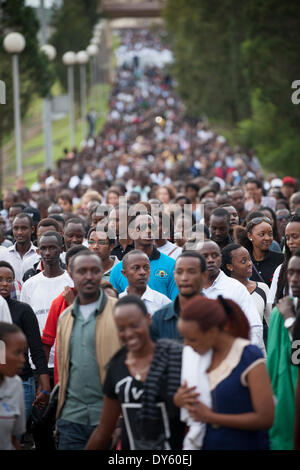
left=277, top=214, right=291, bottom=221
left=248, top=216, right=272, bottom=226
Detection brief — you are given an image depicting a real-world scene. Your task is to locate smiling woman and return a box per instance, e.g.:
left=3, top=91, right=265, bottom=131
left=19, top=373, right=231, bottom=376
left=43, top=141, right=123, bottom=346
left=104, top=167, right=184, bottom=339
left=239, top=217, right=284, bottom=287
left=85, top=295, right=185, bottom=450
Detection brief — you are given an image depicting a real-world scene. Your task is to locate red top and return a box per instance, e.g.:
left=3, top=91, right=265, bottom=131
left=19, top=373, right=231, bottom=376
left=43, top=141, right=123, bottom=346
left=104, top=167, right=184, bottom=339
left=42, top=287, right=76, bottom=385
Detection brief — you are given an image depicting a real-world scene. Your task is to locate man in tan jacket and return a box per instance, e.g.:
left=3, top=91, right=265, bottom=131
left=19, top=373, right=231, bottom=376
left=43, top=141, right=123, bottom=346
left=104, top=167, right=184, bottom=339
left=56, top=251, right=121, bottom=450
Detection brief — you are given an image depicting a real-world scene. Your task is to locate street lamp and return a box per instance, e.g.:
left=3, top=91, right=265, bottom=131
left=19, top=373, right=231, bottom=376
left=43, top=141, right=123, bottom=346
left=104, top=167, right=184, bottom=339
left=62, top=51, right=76, bottom=148
left=3, top=32, right=26, bottom=177
left=41, top=44, right=56, bottom=170
left=87, top=43, right=98, bottom=90
left=76, top=50, right=89, bottom=140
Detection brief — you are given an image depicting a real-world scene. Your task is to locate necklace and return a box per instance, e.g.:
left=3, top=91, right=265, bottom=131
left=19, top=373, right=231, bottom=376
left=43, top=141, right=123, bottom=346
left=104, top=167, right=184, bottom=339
left=126, top=359, right=150, bottom=381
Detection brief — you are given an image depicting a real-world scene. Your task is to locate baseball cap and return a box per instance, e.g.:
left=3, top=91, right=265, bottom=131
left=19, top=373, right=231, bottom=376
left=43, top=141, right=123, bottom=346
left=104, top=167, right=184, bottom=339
left=282, top=176, right=296, bottom=186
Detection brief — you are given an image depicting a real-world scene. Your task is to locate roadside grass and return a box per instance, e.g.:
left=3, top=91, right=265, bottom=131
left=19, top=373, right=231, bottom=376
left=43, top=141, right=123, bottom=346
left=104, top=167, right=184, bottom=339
left=4, top=82, right=110, bottom=190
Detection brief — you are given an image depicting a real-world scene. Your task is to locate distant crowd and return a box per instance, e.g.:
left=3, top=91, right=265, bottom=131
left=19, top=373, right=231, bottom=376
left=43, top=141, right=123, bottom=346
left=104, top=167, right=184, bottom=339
left=0, top=28, right=300, bottom=452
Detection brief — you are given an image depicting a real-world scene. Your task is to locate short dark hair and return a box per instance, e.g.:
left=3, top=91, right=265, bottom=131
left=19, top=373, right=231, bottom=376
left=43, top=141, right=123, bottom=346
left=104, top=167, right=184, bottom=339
left=87, top=226, right=115, bottom=246
left=185, top=183, right=200, bottom=192
left=64, top=217, right=86, bottom=231
left=65, top=245, right=90, bottom=268
left=210, top=208, right=230, bottom=224
left=0, top=261, right=15, bottom=279
left=245, top=178, right=262, bottom=189
left=39, top=231, right=63, bottom=247
left=48, top=214, right=65, bottom=227
left=58, top=191, right=72, bottom=204
left=0, top=322, right=22, bottom=342
left=122, top=249, right=149, bottom=269
left=37, top=218, right=60, bottom=232
left=115, top=294, right=148, bottom=316
left=69, top=250, right=102, bottom=272
left=176, top=250, right=206, bottom=272
left=13, top=212, right=33, bottom=227
left=10, top=203, right=26, bottom=211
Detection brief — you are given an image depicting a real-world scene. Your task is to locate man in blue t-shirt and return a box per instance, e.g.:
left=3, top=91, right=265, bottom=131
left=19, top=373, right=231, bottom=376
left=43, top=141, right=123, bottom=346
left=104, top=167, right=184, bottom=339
left=109, top=213, right=178, bottom=300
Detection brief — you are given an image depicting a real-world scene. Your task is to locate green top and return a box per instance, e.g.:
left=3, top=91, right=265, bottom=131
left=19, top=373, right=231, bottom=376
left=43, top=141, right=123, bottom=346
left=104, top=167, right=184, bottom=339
left=266, top=304, right=298, bottom=450
left=60, top=290, right=104, bottom=426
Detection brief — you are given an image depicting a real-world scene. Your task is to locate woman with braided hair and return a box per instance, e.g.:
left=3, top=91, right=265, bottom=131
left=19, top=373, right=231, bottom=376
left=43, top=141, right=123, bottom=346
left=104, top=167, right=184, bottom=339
left=174, top=295, right=274, bottom=450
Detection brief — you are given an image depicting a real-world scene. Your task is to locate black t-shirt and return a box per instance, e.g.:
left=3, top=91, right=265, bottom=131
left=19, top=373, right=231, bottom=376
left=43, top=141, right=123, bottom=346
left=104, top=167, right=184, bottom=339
left=6, top=297, right=49, bottom=380
left=103, top=346, right=185, bottom=450
left=250, top=249, right=284, bottom=287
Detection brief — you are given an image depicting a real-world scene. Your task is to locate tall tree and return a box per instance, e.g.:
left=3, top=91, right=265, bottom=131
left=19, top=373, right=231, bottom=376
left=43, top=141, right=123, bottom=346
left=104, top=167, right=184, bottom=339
left=50, top=0, right=100, bottom=100
left=164, top=0, right=300, bottom=176
left=0, top=0, right=54, bottom=190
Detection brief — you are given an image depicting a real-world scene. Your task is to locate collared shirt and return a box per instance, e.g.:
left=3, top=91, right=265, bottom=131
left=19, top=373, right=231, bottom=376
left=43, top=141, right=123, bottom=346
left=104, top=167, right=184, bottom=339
left=150, top=296, right=183, bottom=342
left=60, top=291, right=104, bottom=426
left=102, top=256, right=120, bottom=282
left=119, top=285, right=171, bottom=316
left=110, top=246, right=179, bottom=300
left=3, top=242, right=39, bottom=285
left=203, top=270, right=264, bottom=350
left=157, top=240, right=182, bottom=260
left=111, top=240, right=135, bottom=261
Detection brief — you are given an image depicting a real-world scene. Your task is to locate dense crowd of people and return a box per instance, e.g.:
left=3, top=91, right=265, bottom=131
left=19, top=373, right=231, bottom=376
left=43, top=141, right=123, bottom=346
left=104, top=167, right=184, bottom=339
left=0, top=28, right=300, bottom=451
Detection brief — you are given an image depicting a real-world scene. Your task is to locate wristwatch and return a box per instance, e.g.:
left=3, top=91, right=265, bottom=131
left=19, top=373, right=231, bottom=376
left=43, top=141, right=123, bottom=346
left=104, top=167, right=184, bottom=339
left=284, top=316, right=296, bottom=329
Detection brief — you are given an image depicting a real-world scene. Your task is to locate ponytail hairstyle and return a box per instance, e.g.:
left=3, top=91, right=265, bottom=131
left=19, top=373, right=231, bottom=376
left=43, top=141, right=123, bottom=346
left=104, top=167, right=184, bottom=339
left=221, top=243, right=243, bottom=276
left=181, top=295, right=250, bottom=340
left=258, top=206, right=280, bottom=244
left=240, top=213, right=273, bottom=253
left=275, top=214, right=300, bottom=303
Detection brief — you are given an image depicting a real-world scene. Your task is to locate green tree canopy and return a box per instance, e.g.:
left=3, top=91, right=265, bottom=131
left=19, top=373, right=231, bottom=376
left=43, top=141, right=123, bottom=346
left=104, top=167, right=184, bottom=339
left=164, top=0, right=300, bottom=176
left=50, top=0, right=100, bottom=100
left=0, top=0, right=54, bottom=135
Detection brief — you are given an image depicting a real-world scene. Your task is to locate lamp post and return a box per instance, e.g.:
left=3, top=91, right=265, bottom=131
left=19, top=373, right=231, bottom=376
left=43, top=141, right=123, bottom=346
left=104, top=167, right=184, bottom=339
left=62, top=51, right=76, bottom=148
left=41, top=44, right=56, bottom=170
left=87, top=44, right=98, bottom=91
left=3, top=32, right=26, bottom=177
left=76, top=51, right=89, bottom=140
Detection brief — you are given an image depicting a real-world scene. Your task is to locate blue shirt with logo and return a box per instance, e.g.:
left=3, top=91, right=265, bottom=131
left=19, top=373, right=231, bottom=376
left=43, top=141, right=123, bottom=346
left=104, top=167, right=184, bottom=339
left=109, top=248, right=178, bottom=300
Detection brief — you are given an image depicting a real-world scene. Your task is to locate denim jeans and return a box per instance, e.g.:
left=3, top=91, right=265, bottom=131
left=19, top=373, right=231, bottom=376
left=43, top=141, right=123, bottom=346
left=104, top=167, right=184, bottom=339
left=57, top=419, right=96, bottom=450
left=22, top=376, right=36, bottom=423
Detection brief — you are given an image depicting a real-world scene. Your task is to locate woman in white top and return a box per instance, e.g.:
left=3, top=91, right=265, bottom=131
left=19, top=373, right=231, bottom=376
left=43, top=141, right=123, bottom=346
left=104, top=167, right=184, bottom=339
left=221, top=244, right=271, bottom=351
left=0, top=322, right=26, bottom=450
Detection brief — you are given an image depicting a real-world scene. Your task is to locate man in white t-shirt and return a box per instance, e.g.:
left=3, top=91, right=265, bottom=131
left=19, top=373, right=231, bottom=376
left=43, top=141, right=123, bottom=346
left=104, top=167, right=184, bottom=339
left=21, top=231, right=73, bottom=375
left=120, top=250, right=170, bottom=316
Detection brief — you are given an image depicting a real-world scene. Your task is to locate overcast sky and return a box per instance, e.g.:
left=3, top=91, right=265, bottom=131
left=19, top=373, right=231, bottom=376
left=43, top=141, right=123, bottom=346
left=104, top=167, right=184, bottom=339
left=25, top=0, right=61, bottom=8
